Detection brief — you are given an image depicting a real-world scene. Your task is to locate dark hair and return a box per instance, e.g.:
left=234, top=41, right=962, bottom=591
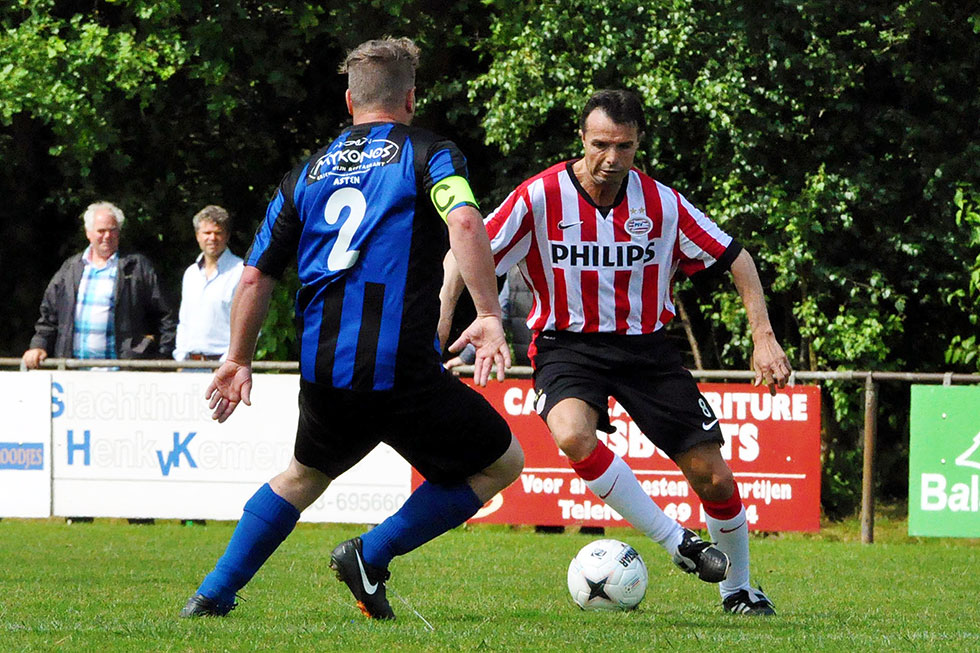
left=579, top=89, right=646, bottom=135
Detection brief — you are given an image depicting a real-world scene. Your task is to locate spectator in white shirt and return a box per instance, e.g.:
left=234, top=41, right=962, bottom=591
left=173, top=205, right=244, bottom=362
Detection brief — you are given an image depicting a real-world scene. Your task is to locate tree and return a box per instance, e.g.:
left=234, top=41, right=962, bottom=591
left=0, top=0, right=493, bottom=359
left=945, top=186, right=980, bottom=370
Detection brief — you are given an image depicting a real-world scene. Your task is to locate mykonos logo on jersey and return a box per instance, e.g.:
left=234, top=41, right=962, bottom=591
left=310, top=136, right=400, bottom=180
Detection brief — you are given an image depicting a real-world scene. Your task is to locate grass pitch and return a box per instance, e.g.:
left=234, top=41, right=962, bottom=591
left=1, top=512, right=978, bottom=652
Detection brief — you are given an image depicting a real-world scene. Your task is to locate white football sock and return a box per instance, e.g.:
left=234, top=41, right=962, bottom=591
left=706, top=505, right=751, bottom=596
left=584, top=453, right=684, bottom=555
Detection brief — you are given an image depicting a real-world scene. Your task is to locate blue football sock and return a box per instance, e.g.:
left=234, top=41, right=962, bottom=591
left=360, top=481, right=482, bottom=569
left=196, top=483, right=300, bottom=604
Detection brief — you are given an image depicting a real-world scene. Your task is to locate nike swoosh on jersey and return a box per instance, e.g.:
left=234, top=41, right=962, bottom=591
left=356, top=549, right=379, bottom=595
left=702, top=419, right=719, bottom=430
left=557, top=221, right=583, bottom=230
left=720, top=520, right=746, bottom=534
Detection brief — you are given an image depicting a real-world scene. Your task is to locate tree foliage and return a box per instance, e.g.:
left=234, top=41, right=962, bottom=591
left=945, top=186, right=980, bottom=369
left=0, top=0, right=491, bottom=359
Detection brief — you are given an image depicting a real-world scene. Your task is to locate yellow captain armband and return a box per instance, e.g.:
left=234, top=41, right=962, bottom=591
left=430, top=175, right=479, bottom=223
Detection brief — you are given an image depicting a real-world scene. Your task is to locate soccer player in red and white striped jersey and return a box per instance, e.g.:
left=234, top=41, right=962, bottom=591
left=485, top=158, right=734, bottom=337
left=442, top=89, right=791, bottom=616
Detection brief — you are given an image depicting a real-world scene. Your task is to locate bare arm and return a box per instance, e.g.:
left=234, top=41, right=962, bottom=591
left=205, top=265, right=277, bottom=422
left=729, top=249, right=792, bottom=394
left=446, top=205, right=510, bottom=385
left=438, top=251, right=467, bottom=350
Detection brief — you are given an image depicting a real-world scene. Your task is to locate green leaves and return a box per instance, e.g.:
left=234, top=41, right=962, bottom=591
left=0, top=3, right=187, bottom=169
left=945, top=186, right=980, bottom=369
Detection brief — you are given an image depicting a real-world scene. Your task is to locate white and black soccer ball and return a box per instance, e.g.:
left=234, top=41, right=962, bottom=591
left=567, top=539, right=648, bottom=611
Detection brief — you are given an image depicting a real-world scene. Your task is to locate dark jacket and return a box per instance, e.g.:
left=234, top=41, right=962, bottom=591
left=28, top=251, right=177, bottom=359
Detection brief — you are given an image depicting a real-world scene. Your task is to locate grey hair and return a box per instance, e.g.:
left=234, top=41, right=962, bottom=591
left=192, top=205, right=231, bottom=232
left=83, top=201, right=125, bottom=230
left=340, top=37, right=420, bottom=110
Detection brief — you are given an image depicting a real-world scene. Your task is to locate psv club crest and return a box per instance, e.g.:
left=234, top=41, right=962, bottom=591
left=624, top=215, right=653, bottom=236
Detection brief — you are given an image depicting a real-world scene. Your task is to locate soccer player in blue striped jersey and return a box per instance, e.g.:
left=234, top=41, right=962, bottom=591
left=180, top=37, right=523, bottom=621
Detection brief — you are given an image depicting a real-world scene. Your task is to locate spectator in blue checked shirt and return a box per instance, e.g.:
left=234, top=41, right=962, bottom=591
left=22, top=201, right=176, bottom=368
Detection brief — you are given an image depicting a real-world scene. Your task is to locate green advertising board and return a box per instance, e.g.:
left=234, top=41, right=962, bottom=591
left=909, top=385, right=980, bottom=537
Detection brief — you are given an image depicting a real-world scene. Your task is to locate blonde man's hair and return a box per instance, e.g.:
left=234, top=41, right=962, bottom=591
left=340, top=37, right=420, bottom=110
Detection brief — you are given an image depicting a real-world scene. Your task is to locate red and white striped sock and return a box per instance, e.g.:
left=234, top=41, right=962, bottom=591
left=571, top=440, right=684, bottom=554
left=703, top=485, right=751, bottom=596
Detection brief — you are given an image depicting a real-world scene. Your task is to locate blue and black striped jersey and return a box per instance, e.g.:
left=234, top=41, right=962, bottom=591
left=246, top=122, right=476, bottom=390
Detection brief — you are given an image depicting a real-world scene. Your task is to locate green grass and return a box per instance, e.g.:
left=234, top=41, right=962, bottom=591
left=1, top=512, right=978, bottom=652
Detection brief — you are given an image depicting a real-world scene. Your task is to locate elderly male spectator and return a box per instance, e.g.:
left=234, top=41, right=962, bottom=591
left=173, top=205, right=244, bottom=363
left=22, top=201, right=176, bottom=369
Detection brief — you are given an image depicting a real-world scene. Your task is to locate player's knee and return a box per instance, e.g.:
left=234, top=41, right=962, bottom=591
left=691, top=470, right=735, bottom=503
left=496, top=435, right=524, bottom=485
left=471, top=436, right=524, bottom=501
left=276, top=458, right=331, bottom=495
left=552, top=429, right=595, bottom=462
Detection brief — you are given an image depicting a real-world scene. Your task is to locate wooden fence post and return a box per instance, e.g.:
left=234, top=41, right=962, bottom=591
left=861, top=374, right=879, bottom=544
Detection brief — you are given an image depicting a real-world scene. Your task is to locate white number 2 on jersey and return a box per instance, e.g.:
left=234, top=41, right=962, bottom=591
left=323, top=187, right=366, bottom=271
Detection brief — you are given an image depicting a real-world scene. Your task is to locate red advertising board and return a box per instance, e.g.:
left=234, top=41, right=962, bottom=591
left=412, top=380, right=822, bottom=532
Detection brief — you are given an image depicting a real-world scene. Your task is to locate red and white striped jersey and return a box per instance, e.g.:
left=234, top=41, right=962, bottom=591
left=485, top=161, right=736, bottom=335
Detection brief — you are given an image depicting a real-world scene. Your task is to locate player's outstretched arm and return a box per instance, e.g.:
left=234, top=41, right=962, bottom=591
left=205, top=265, right=276, bottom=422
left=729, top=249, right=792, bottom=394
left=438, top=251, right=466, bottom=350
left=446, top=205, right=509, bottom=385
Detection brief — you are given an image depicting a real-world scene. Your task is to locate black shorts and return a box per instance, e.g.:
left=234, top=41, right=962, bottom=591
left=532, top=330, right=723, bottom=459
left=294, top=371, right=512, bottom=485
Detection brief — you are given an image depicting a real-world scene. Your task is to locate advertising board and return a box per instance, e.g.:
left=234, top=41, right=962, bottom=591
left=909, top=385, right=980, bottom=537
left=49, top=372, right=409, bottom=523
left=0, top=372, right=52, bottom=518
left=414, top=380, right=822, bottom=532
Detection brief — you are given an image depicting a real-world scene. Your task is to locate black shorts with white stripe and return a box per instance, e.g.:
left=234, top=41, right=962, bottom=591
left=531, top=330, right=724, bottom=459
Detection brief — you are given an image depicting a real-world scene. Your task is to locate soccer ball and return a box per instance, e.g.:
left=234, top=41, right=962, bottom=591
left=567, top=539, right=648, bottom=611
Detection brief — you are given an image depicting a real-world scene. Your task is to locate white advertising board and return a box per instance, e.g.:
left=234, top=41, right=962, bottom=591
left=50, top=372, right=410, bottom=523
left=0, top=372, right=52, bottom=518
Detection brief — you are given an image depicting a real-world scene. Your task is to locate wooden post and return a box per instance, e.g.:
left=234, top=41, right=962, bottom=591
left=860, top=374, right=878, bottom=543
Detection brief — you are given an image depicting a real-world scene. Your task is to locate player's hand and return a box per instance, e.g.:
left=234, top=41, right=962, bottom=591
left=205, top=359, right=253, bottom=423
left=449, top=314, right=511, bottom=386
left=22, top=348, right=47, bottom=370
left=751, top=333, right=792, bottom=395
